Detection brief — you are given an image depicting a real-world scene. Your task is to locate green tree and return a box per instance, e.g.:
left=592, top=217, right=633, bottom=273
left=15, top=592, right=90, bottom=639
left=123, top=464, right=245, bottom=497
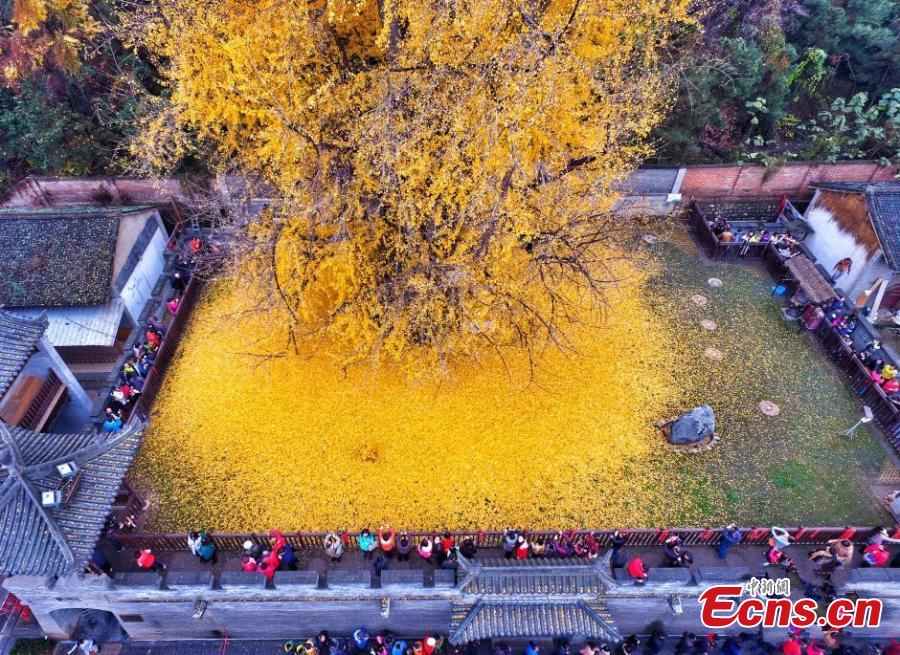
left=786, top=0, right=899, bottom=93
left=0, top=80, right=104, bottom=187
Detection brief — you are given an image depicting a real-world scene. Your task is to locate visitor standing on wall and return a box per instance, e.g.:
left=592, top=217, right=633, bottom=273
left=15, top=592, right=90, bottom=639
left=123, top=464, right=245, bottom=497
left=502, top=528, right=518, bottom=559
left=197, top=533, right=216, bottom=564
left=279, top=540, right=297, bottom=570
left=372, top=553, right=389, bottom=577
left=626, top=556, right=648, bottom=584
left=324, top=532, right=343, bottom=562
left=417, top=536, right=433, bottom=562
left=187, top=531, right=202, bottom=558
left=717, top=525, right=742, bottom=559
left=662, top=534, right=683, bottom=566
left=610, top=530, right=628, bottom=568
left=396, top=532, right=412, bottom=562
left=358, top=529, right=377, bottom=560
left=515, top=535, right=529, bottom=560
left=378, top=527, right=396, bottom=558
left=459, top=536, right=478, bottom=560
left=134, top=548, right=164, bottom=573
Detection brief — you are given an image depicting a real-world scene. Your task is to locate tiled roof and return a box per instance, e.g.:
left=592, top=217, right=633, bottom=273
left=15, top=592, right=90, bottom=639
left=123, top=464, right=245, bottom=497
left=457, top=556, right=615, bottom=596
left=11, top=300, right=125, bottom=348
left=866, top=185, right=900, bottom=269
left=811, top=182, right=900, bottom=268
left=0, top=213, right=119, bottom=308
left=0, top=420, right=144, bottom=576
left=449, top=600, right=620, bottom=644
left=0, top=312, right=48, bottom=399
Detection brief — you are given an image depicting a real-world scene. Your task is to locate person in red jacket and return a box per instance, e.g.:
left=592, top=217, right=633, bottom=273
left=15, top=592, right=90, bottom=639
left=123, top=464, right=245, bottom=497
left=134, top=548, right=164, bottom=573
left=241, top=555, right=257, bottom=572
left=515, top=536, right=529, bottom=560
left=252, top=530, right=286, bottom=579
left=627, top=557, right=648, bottom=584
left=257, top=554, right=279, bottom=579
left=378, top=527, right=396, bottom=558
left=269, top=530, right=287, bottom=555
left=440, top=532, right=454, bottom=552
left=781, top=636, right=801, bottom=655
left=862, top=543, right=890, bottom=567
left=145, top=329, right=161, bottom=348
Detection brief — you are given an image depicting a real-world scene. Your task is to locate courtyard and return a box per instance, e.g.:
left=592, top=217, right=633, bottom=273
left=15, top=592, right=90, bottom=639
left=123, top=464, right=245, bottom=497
left=133, top=224, right=890, bottom=532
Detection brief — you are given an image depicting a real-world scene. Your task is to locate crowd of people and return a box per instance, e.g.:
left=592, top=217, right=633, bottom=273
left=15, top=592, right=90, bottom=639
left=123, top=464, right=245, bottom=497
left=709, top=219, right=802, bottom=260
left=100, top=245, right=195, bottom=432
left=100, top=524, right=900, bottom=655
left=239, top=530, right=299, bottom=579
left=67, top=628, right=900, bottom=655
left=265, top=627, right=900, bottom=655
left=856, top=332, right=900, bottom=403
left=120, top=525, right=900, bottom=583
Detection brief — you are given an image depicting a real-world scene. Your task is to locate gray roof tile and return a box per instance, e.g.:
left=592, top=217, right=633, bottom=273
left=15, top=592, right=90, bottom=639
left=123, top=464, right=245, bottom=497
left=0, top=312, right=47, bottom=399
left=450, top=600, right=619, bottom=644
left=866, top=185, right=900, bottom=269
left=0, top=421, right=144, bottom=576
left=0, top=213, right=119, bottom=307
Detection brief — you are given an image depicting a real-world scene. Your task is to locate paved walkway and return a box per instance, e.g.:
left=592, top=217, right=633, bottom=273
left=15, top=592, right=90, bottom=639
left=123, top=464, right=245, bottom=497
left=100, top=540, right=870, bottom=592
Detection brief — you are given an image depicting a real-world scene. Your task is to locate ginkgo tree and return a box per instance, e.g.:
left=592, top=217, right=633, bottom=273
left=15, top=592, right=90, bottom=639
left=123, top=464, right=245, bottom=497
left=139, top=0, right=691, bottom=366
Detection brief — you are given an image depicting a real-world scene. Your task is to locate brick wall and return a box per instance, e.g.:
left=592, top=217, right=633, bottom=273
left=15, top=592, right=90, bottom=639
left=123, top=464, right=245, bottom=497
left=681, top=161, right=899, bottom=199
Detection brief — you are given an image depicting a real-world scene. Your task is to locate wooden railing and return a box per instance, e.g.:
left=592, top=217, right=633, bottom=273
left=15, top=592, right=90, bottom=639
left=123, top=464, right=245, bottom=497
left=20, top=369, right=64, bottom=431
left=689, top=200, right=815, bottom=269
left=811, top=321, right=900, bottom=450
left=130, top=276, right=201, bottom=419
left=115, top=525, right=882, bottom=554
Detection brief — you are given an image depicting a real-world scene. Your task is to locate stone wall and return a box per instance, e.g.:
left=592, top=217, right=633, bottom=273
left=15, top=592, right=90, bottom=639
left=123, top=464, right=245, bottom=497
left=7, top=563, right=900, bottom=642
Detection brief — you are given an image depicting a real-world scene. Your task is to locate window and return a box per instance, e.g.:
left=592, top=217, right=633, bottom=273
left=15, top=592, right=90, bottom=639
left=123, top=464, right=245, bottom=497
left=120, top=614, right=144, bottom=623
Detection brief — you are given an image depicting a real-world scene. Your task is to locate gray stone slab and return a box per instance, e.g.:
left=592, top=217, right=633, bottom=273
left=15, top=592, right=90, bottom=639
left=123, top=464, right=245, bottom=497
left=694, top=567, right=754, bottom=585
left=845, top=568, right=900, bottom=597
left=647, top=568, right=693, bottom=583
left=114, top=572, right=162, bottom=589
left=613, top=567, right=692, bottom=593
left=379, top=570, right=424, bottom=587
left=433, top=570, right=456, bottom=588
left=164, top=571, right=214, bottom=590
left=326, top=570, right=372, bottom=587
left=217, top=571, right=266, bottom=590
left=847, top=568, right=896, bottom=583
left=272, top=571, right=319, bottom=588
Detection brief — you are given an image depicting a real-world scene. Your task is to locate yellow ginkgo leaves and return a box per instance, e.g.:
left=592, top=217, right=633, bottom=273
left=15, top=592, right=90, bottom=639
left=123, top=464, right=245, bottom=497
left=134, top=260, right=690, bottom=532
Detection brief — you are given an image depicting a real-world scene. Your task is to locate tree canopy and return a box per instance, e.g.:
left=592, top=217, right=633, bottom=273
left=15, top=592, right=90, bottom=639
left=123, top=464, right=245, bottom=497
left=139, top=0, right=690, bottom=366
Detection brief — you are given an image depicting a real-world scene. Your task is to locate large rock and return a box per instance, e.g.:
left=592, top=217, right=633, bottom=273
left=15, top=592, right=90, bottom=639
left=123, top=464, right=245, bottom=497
left=668, top=406, right=715, bottom=445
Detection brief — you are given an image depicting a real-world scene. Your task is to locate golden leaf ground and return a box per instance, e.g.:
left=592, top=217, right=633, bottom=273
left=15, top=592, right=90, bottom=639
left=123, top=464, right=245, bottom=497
left=134, top=229, right=889, bottom=532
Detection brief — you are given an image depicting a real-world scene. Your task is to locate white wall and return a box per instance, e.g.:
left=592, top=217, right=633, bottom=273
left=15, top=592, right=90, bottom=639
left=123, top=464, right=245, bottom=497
left=120, top=227, right=168, bottom=324
left=804, top=204, right=876, bottom=295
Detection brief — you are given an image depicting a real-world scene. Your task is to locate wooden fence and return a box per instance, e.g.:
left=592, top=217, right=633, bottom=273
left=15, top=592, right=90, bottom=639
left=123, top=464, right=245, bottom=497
left=116, top=525, right=883, bottom=554
left=690, top=201, right=900, bottom=454
left=812, top=322, right=900, bottom=450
